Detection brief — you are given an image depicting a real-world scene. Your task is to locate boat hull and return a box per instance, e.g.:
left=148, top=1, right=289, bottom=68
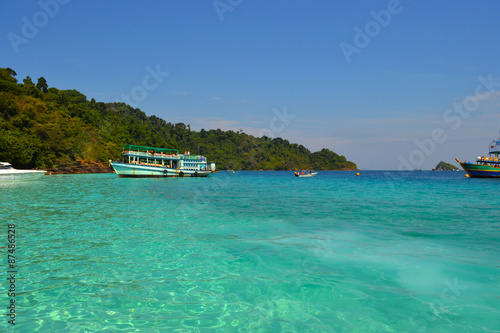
left=110, top=162, right=211, bottom=177
left=295, top=172, right=318, bottom=177
left=0, top=170, right=46, bottom=181
left=457, top=161, right=500, bottom=178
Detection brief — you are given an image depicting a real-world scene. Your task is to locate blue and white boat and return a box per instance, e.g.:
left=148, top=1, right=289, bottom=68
left=110, top=145, right=216, bottom=178
left=0, top=162, right=46, bottom=181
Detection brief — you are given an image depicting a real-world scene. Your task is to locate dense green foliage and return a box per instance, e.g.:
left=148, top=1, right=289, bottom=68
left=0, top=67, right=357, bottom=170
left=434, top=161, right=459, bottom=171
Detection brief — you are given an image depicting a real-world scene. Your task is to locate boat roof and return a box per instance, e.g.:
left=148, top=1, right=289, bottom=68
left=123, top=144, right=179, bottom=154
left=0, top=162, right=12, bottom=166
left=489, top=135, right=500, bottom=154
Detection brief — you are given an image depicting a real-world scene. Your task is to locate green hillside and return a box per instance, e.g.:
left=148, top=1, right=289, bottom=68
left=0, top=67, right=357, bottom=171
left=434, top=161, right=459, bottom=171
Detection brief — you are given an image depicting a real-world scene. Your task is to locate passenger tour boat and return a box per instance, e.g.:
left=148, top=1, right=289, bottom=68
left=109, top=145, right=216, bottom=177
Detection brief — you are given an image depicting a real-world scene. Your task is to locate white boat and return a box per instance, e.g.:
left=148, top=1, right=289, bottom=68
left=110, top=145, right=216, bottom=178
left=0, top=162, right=46, bottom=181
left=294, top=171, right=318, bottom=177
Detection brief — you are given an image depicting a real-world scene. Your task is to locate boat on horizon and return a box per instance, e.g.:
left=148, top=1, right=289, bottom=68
left=456, top=133, right=500, bottom=178
left=294, top=170, right=318, bottom=177
left=0, top=162, right=46, bottom=181
left=109, top=144, right=216, bottom=178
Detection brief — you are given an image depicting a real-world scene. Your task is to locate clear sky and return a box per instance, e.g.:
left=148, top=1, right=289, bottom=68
left=2, top=0, right=500, bottom=169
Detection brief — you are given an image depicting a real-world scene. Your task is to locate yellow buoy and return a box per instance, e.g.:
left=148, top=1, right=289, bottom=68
left=356, top=173, right=360, bottom=176
left=465, top=174, right=470, bottom=178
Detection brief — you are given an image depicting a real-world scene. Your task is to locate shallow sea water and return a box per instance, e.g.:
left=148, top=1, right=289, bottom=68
left=1, top=171, right=499, bottom=332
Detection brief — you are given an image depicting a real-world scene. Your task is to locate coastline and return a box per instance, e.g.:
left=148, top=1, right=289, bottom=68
left=42, top=158, right=357, bottom=175
left=43, top=166, right=358, bottom=175
left=45, top=161, right=113, bottom=175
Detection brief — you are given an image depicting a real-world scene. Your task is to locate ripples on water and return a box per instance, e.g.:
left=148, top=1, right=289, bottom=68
left=1, top=171, right=499, bottom=332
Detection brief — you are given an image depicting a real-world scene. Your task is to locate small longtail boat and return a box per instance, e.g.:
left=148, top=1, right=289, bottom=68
left=294, top=171, right=318, bottom=177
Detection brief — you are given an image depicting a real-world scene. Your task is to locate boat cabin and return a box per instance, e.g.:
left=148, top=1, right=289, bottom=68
left=120, top=144, right=209, bottom=171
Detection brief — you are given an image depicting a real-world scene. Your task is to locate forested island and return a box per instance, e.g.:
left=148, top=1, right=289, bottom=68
left=0, top=67, right=357, bottom=172
left=433, top=161, right=459, bottom=171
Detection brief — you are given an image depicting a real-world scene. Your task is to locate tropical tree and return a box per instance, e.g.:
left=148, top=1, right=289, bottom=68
left=36, top=77, right=48, bottom=93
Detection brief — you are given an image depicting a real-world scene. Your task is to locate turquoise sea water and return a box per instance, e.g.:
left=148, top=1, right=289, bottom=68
left=1, top=171, right=499, bottom=332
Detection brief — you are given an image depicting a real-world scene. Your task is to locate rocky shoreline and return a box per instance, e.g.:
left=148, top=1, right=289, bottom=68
left=45, top=161, right=113, bottom=175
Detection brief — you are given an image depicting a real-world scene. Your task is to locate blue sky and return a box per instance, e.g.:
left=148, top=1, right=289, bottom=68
left=2, top=0, right=500, bottom=169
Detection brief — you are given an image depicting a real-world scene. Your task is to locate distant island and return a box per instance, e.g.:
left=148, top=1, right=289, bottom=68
left=433, top=161, right=460, bottom=171
left=0, top=67, right=357, bottom=172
